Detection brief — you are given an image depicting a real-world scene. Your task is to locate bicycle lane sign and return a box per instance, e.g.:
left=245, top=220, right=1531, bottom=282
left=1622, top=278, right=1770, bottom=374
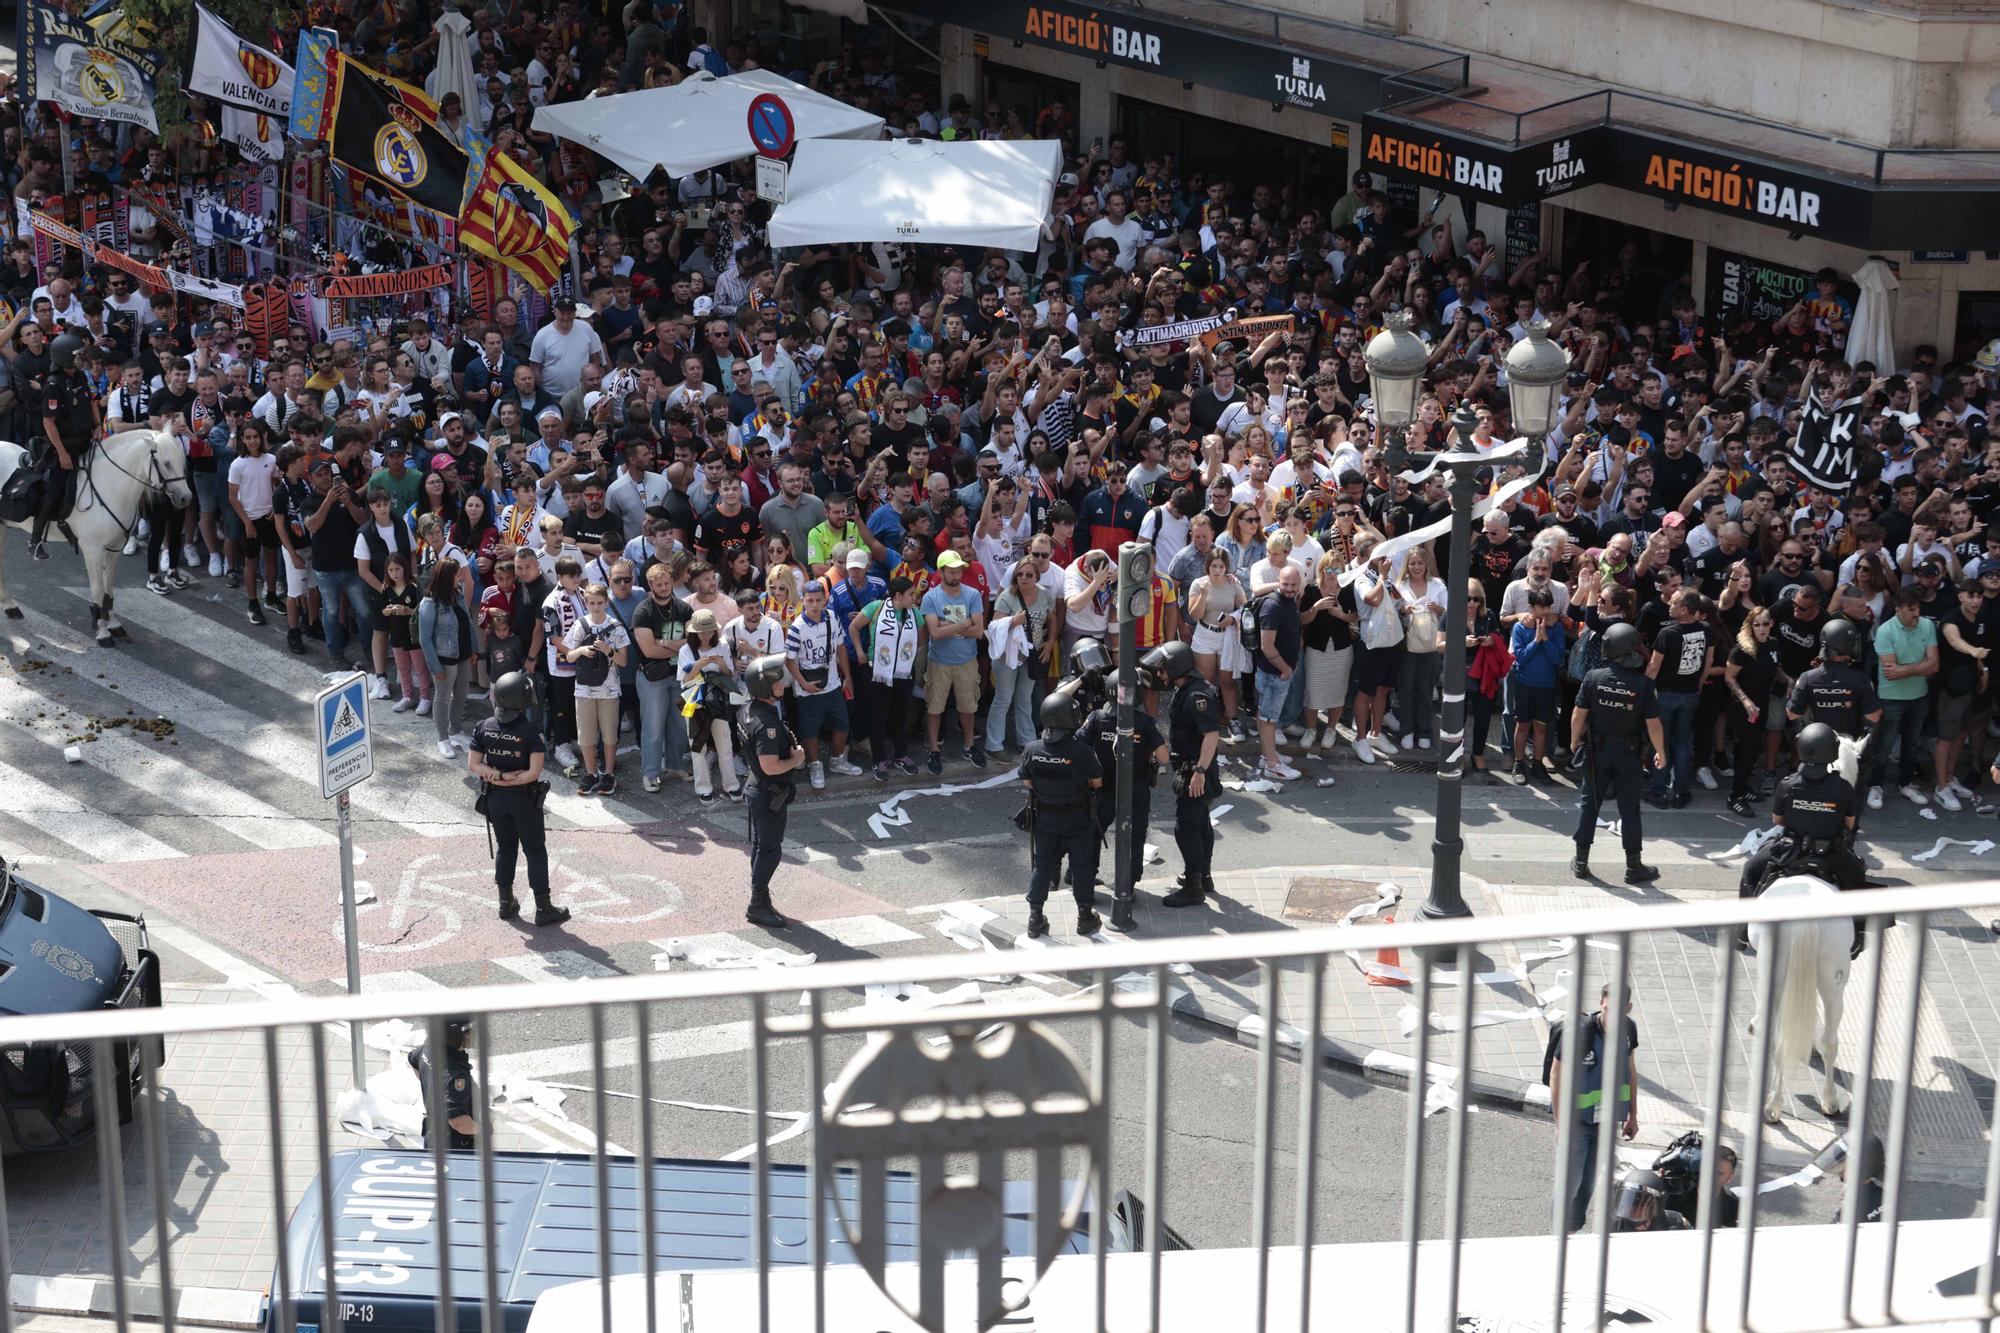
left=316, top=672, right=373, bottom=798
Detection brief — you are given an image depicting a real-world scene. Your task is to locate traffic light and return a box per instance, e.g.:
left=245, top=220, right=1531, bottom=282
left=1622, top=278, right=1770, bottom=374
left=1117, top=541, right=1153, bottom=619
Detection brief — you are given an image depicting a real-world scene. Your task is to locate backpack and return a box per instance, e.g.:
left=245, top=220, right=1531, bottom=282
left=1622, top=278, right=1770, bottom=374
left=1239, top=595, right=1261, bottom=654
left=571, top=623, right=613, bottom=687
left=1542, top=1020, right=1565, bottom=1085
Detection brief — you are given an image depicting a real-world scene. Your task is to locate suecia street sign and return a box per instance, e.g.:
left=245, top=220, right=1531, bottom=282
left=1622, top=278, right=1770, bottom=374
left=756, top=155, right=788, bottom=203
left=315, top=672, right=374, bottom=799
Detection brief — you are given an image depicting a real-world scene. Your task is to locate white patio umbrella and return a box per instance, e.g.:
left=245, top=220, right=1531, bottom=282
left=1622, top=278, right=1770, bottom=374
left=1847, top=258, right=1900, bottom=371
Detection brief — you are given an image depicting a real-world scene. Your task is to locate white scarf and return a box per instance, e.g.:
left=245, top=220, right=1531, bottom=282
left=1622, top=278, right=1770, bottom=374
left=869, top=602, right=919, bottom=682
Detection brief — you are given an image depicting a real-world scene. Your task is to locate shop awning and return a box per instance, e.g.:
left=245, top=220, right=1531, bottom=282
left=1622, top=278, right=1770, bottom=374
left=531, top=69, right=884, bottom=181
left=766, top=138, right=1063, bottom=252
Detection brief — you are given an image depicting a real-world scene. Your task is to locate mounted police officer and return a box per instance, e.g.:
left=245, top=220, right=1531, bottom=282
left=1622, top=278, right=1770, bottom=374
left=1146, top=640, right=1220, bottom=909
left=407, top=1016, right=478, bottom=1151
left=743, top=653, right=801, bottom=930
left=1787, top=619, right=1881, bottom=796
left=1020, top=690, right=1103, bottom=938
left=1079, top=676, right=1168, bottom=933
left=30, top=332, right=99, bottom=560
left=1740, top=721, right=1871, bottom=955
left=1570, top=622, right=1667, bottom=885
left=467, top=671, right=571, bottom=926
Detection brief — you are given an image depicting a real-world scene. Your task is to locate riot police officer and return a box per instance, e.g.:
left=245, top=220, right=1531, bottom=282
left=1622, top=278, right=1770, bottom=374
left=407, top=1017, right=477, bottom=1151
left=1066, top=637, right=1113, bottom=714
left=1079, top=687, right=1168, bottom=933
left=1146, top=641, right=1220, bottom=909
left=1021, top=690, right=1103, bottom=938
left=467, top=672, right=571, bottom=926
left=1570, top=623, right=1668, bottom=885
left=1740, top=722, right=1870, bottom=955
left=1787, top=619, right=1882, bottom=784
left=30, top=332, right=99, bottom=560
left=743, top=654, right=801, bottom=930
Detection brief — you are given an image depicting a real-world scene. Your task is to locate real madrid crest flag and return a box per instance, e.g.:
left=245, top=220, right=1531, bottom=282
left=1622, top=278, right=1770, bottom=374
left=21, top=0, right=163, bottom=132
left=326, top=53, right=467, bottom=221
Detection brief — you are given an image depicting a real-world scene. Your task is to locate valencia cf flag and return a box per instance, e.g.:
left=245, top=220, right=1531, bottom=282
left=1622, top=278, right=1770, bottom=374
left=460, top=147, right=575, bottom=294
left=325, top=53, right=467, bottom=220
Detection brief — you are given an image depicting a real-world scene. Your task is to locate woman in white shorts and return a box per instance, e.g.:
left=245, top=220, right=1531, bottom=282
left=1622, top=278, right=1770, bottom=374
left=1188, top=548, right=1249, bottom=737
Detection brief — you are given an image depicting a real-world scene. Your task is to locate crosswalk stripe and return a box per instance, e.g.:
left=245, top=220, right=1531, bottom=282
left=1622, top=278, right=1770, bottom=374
left=363, top=971, right=450, bottom=992
left=490, top=950, right=622, bottom=983
left=488, top=1019, right=754, bottom=1081
left=89, top=590, right=660, bottom=830
left=12, top=606, right=470, bottom=839
left=0, top=675, right=336, bottom=851
left=0, top=758, right=184, bottom=862
left=807, top=914, right=925, bottom=948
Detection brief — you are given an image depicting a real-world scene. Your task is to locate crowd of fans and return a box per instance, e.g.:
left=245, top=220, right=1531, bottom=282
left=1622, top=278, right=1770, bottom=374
left=8, top=2, right=1997, bottom=818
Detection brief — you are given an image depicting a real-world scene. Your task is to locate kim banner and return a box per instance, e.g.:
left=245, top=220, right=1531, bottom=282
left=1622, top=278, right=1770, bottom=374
left=21, top=0, right=163, bottom=131
left=1789, top=372, right=1864, bottom=494
left=186, top=4, right=293, bottom=119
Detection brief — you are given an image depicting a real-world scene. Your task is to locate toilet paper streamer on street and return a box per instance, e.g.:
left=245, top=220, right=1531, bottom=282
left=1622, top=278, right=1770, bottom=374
left=337, top=1018, right=573, bottom=1142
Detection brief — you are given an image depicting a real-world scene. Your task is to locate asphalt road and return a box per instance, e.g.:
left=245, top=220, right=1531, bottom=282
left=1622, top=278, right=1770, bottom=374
left=0, top=534, right=1993, bottom=1267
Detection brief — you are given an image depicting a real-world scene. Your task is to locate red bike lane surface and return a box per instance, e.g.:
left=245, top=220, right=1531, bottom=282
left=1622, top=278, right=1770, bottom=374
left=81, top=826, right=895, bottom=982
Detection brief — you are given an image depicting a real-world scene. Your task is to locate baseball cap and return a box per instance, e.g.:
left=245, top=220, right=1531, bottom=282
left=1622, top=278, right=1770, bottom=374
left=1918, top=557, right=1946, bottom=575
left=1058, top=172, right=1080, bottom=187
left=583, top=390, right=606, bottom=416
left=146, top=322, right=173, bottom=338
left=537, top=406, right=563, bottom=424
left=191, top=321, right=214, bottom=337
left=936, top=550, right=967, bottom=569
left=382, top=438, right=407, bottom=454
left=1555, top=484, right=1577, bottom=499
left=437, top=410, right=462, bottom=429
left=688, top=609, right=718, bottom=635
left=1660, top=511, right=1684, bottom=529
left=692, top=295, right=714, bottom=317
left=553, top=296, right=578, bottom=311
left=845, top=549, right=870, bottom=570
left=430, top=453, right=455, bottom=473
left=308, top=457, right=333, bottom=474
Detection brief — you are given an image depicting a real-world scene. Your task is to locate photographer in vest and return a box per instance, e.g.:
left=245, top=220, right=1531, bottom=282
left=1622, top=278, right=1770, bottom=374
left=1547, top=983, right=1642, bottom=1233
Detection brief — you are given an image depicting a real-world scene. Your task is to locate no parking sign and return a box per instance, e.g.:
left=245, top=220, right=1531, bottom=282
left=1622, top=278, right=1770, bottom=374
left=746, top=92, right=795, bottom=158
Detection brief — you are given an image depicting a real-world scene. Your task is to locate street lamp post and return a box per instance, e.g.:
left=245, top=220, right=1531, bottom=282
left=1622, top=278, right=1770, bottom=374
left=1363, top=317, right=1569, bottom=920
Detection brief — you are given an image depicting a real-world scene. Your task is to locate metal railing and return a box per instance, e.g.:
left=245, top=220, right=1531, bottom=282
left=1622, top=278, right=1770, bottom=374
left=3, top=881, right=2000, bottom=1332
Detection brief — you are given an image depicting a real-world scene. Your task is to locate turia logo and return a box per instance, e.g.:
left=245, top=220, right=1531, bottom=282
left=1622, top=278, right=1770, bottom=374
left=1535, top=137, right=1586, bottom=193
left=1273, top=53, right=1325, bottom=107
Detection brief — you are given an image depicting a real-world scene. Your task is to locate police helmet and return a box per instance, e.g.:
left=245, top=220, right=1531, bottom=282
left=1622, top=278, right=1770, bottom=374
left=745, top=653, right=789, bottom=700
left=1612, top=1169, right=1666, bottom=1227
left=1821, top=618, right=1860, bottom=661
left=1140, top=640, right=1196, bottom=684
left=1070, top=637, right=1111, bottom=677
left=442, top=1016, right=473, bottom=1045
left=1651, top=1131, right=1707, bottom=1192
left=490, top=671, right=533, bottom=719
left=1039, top=689, right=1081, bottom=737
left=1600, top=621, right=1645, bottom=668
left=1798, top=722, right=1839, bottom=773
left=49, top=332, right=83, bottom=372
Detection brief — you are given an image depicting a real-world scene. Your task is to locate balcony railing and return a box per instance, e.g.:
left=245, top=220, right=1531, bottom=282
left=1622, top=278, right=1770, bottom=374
left=2, top=880, right=1998, bottom=1332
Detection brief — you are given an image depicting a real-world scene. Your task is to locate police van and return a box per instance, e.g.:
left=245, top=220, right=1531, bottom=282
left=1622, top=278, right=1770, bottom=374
left=267, top=1149, right=1177, bottom=1332
left=0, top=859, right=163, bottom=1155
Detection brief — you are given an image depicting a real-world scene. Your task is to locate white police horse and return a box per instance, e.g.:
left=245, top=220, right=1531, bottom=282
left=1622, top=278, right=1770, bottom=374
left=1747, top=874, right=1854, bottom=1124
left=0, top=430, right=193, bottom=644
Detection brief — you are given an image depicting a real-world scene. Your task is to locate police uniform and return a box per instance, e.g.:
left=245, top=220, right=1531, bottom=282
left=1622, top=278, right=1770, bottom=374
left=1167, top=673, right=1222, bottom=896
left=471, top=711, right=549, bottom=915
left=407, top=1042, right=476, bottom=1150
left=745, top=697, right=799, bottom=908
left=1740, top=769, right=1866, bottom=896
left=1021, top=729, right=1101, bottom=921
left=35, top=365, right=96, bottom=534
left=1079, top=701, right=1164, bottom=901
left=1788, top=663, right=1879, bottom=758
left=1573, top=662, right=1659, bottom=866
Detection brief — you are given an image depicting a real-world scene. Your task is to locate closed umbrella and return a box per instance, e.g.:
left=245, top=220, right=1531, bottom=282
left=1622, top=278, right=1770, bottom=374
left=1847, top=258, right=1899, bottom=371
left=426, top=9, right=479, bottom=127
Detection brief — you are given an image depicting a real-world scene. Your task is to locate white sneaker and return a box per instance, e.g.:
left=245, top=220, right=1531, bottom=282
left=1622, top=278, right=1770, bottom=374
left=555, top=743, right=581, bottom=770
left=122, top=534, right=139, bottom=556
left=1949, top=777, right=1973, bottom=799
left=1263, top=759, right=1302, bottom=781
left=207, top=552, right=224, bottom=578
left=1866, top=786, right=1884, bottom=811
left=1372, top=733, right=1400, bottom=754
left=392, top=696, right=415, bottom=713
left=642, top=776, right=662, bottom=793
left=181, top=542, right=201, bottom=568
left=809, top=759, right=826, bottom=790
left=1320, top=728, right=1345, bottom=752
left=1352, top=736, right=1376, bottom=765
left=1400, top=734, right=1415, bottom=751
left=1901, top=783, right=1930, bottom=807
left=369, top=676, right=390, bottom=700
left=1383, top=711, right=1401, bottom=734
left=415, top=699, right=432, bottom=717
left=1417, top=737, right=1433, bottom=750
left=1936, top=786, right=1964, bottom=813
left=1284, top=724, right=1308, bottom=741
left=828, top=755, right=864, bottom=777
left=1695, top=767, right=1718, bottom=790
left=449, top=732, right=472, bottom=749
left=435, top=741, right=457, bottom=761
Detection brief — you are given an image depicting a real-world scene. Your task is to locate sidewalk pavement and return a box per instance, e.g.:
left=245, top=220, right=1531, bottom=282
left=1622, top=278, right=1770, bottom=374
left=3, top=983, right=606, bottom=1329
left=974, top=862, right=1998, bottom=1179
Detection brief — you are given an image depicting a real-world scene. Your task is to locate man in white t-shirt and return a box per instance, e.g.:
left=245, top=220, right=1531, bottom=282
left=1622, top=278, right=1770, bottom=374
left=528, top=298, right=604, bottom=397
left=1081, top=190, right=1144, bottom=270
left=226, top=432, right=281, bottom=627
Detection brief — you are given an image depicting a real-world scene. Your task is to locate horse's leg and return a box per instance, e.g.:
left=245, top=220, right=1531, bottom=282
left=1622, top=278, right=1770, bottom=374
left=98, top=542, right=127, bottom=638
left=1762, top=936, right=1789, bottom=1124
left=1820, top=934, right=1850, bottom=1116
left=86, top=545, right=114, bottom=645
left=0, top=524, right=18, bottom=618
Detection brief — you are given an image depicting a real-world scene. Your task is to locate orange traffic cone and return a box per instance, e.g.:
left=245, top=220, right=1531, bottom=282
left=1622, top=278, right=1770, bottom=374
left=1365, top=912, right=1411, bottom=987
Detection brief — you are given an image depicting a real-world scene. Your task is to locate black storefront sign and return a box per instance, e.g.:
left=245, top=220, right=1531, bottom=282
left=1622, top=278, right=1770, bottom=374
left=1704, top=248, right=1816, bottom=326
left=888, top=0, right=1386, bottom=121
left=1601, top=135, right=1874, bottom=244
left=1358, top=115, right=1603, bottom=208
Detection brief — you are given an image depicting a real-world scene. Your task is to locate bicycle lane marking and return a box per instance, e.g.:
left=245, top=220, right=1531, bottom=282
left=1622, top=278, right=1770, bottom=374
left=79, top=825, right=899, bottom=983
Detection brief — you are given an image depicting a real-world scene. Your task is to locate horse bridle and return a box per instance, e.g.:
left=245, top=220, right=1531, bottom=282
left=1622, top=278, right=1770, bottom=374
left=76, top=435, right=185, bottom=550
